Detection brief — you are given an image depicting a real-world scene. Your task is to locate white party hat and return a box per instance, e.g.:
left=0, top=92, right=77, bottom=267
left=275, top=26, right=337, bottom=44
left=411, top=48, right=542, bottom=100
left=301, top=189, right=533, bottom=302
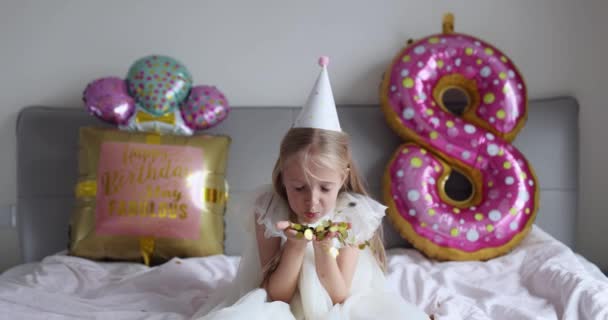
left=293, top=56, right=341, bottom=132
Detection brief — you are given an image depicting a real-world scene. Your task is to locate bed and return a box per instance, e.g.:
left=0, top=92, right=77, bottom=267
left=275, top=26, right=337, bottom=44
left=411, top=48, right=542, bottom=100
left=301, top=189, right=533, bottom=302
left=2, top=97, right=607, bottom=319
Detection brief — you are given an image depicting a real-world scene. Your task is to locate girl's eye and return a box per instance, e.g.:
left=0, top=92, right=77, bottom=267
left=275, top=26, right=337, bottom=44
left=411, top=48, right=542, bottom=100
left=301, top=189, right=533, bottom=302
left=294, top=186, right=305, bottom=192
left=321, top=187, right=331, bottom=193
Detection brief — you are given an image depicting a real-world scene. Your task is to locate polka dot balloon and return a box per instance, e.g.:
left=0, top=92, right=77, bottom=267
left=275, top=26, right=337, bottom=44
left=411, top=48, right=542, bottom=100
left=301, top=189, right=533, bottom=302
left=126, top=55, right=192, bottom=116
left=380, top=14, right=539, bottom=261
left=181, top=85, right=230, bottom=130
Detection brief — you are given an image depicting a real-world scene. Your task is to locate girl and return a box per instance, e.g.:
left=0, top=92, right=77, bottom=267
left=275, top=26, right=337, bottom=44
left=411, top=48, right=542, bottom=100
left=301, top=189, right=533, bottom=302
left=195, top=58, right=428, bottom=320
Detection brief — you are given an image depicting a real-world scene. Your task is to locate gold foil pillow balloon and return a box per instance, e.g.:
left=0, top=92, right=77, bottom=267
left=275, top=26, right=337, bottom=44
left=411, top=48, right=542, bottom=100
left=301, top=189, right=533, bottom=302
left=69, top=127, right=230, bottom=265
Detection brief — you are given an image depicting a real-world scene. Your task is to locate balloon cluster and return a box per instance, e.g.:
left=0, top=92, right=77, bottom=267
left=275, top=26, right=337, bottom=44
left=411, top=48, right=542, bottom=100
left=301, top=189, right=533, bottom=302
left=83, top=55, right=230, bottom=135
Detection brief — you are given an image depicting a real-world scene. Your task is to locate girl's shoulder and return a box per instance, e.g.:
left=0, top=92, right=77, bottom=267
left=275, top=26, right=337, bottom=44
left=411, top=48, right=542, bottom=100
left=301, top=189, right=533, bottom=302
left=333, top=192, right=387, bottom=244
left=252, top=184, right=288, bottom=215
left=252, top=184, right=290, bottom=240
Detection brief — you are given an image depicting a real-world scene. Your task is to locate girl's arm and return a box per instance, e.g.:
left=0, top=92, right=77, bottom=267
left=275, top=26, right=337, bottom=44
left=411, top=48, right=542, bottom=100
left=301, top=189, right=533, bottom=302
left=313, top=240, right=359, bottom=305
left=255, top=218, right=307, bottom=303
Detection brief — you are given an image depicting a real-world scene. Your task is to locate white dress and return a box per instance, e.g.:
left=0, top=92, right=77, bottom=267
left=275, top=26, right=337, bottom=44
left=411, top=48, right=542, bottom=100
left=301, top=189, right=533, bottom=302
left=194, top=186, right=429, bottom=320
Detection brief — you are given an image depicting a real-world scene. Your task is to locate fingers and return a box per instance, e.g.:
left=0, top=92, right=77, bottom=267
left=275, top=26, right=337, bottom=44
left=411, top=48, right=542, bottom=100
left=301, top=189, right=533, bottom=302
left=315, top=231, right=337, bottom=242
left=276, top=221, right=309, bottom=241
left=285, top=229, right=299, bottom=237
left=275, top=220, right=291, bottom=230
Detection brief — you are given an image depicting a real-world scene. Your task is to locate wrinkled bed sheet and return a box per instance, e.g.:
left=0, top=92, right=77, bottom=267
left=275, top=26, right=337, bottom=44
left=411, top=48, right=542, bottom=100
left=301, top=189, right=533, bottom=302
left=1, top=226, right=606, bottom=320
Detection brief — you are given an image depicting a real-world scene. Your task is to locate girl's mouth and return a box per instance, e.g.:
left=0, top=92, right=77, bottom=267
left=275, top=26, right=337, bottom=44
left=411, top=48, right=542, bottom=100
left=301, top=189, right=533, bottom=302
left=304, top=212, right=318, bottom=219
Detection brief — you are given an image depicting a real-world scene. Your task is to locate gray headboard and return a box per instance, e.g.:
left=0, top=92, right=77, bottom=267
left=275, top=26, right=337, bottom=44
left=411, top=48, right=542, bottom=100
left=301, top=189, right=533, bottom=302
left=16, top=97, right=578, bottom=262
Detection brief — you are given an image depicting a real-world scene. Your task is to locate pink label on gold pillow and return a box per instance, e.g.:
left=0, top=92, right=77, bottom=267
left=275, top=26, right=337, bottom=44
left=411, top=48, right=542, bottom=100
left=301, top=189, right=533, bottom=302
left=95, top=142, right=203, bottom=239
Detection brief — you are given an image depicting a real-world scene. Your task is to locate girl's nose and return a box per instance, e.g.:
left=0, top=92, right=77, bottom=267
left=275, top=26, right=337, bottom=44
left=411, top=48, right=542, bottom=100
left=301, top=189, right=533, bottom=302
left=306, top=189, right=320, bottom=209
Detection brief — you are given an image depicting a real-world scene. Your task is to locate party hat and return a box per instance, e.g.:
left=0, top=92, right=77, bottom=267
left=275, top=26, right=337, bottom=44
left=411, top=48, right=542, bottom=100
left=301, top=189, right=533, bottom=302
left=293, top=56, right=341, bottom=132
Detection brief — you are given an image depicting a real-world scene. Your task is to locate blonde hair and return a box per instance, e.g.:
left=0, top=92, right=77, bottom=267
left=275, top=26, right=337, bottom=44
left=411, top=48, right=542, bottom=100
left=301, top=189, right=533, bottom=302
left=267, top=127, right=387, bottom=273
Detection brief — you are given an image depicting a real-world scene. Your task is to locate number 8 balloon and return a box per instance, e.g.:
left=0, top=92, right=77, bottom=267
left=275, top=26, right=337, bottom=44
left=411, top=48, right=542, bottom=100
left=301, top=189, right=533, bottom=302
left=380, top=14, right=539, bottom=261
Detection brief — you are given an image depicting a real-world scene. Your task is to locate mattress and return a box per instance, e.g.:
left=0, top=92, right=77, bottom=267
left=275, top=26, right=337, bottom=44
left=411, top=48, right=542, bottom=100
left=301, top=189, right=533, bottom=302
left=1, top=226, right=606, bottom=320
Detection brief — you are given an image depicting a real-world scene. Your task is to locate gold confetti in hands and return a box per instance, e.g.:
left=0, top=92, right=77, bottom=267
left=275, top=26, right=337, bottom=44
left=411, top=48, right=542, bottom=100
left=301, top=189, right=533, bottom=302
left=289, top=220, right=352, bottom=245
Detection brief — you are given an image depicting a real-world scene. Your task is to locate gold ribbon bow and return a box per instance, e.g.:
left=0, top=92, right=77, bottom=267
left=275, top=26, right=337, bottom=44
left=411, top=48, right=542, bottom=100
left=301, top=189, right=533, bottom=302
left=135, top=110, right=176, bottom=125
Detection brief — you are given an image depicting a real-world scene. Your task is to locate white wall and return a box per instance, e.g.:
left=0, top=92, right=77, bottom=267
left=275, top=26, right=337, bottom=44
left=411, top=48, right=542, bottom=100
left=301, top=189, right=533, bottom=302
left=1, top=0, right=605, bottom=270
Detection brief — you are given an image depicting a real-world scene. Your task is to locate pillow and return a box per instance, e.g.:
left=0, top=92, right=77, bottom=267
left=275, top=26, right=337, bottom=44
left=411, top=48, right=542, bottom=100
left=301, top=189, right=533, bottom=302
left=69, top=127, right=231, bottom=265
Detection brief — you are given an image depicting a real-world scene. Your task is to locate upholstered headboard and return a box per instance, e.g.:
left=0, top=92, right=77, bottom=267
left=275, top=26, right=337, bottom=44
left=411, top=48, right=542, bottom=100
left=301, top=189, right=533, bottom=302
left=16, top=97, right=579, bottom=262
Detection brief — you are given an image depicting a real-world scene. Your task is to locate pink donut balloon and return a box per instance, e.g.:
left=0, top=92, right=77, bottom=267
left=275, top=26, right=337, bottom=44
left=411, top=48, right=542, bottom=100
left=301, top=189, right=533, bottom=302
left=380, top=14, right=539, bottom=261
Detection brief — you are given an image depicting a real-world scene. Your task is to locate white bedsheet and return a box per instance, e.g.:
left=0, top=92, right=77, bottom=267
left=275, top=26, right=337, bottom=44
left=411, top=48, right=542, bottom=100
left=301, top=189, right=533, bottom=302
left=385, top=227, right=608, bottom=319
left=0, top=226, right=606, bottom=320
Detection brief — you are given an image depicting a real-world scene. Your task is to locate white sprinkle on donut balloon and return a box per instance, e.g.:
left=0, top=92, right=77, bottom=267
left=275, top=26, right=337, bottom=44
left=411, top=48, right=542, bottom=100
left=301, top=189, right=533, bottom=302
left=380, top=14, right=539, bottom=261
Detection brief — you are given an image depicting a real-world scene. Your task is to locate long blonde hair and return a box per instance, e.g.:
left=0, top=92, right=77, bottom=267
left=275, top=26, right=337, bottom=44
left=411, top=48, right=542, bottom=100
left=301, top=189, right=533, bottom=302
left=267, top=127, right=387, bottom=272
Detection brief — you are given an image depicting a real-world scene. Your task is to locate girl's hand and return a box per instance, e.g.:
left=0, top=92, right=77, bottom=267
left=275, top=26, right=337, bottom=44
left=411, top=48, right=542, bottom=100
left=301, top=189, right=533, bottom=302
left=313, top=231, right=340, bottom=258
left=276, top=221, right=310, bottom=248
left=313, top=230, right=337, bottom=244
